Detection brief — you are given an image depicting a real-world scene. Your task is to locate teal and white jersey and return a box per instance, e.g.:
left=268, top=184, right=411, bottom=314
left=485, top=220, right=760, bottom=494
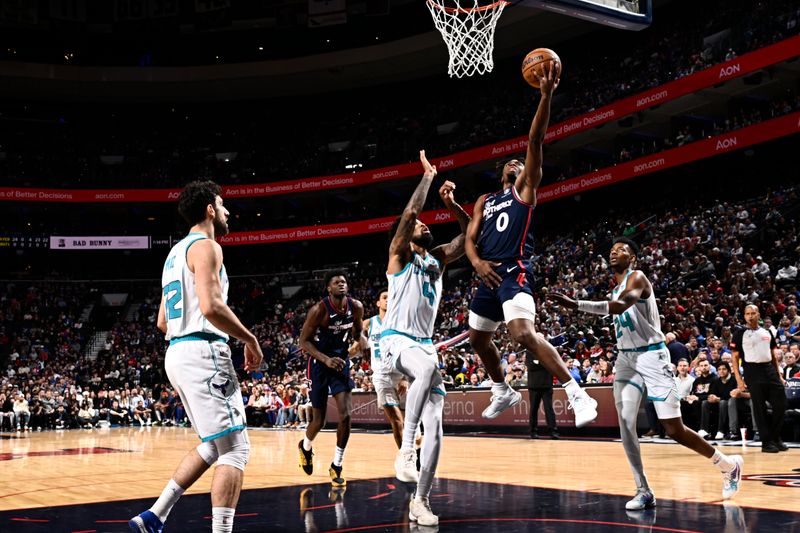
left=383, top=252, right=443, bottom=340
left=368, top=315, right=387, bottom=375
left=161, top=232, right=229, bottom=342
left=611, top=269, right=664, bottom=350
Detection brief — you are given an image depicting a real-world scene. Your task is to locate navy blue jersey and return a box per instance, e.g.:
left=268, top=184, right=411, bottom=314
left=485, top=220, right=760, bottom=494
left=477, top=186, right=535, bottom=263
left=312, top=296, right=355, bottom=356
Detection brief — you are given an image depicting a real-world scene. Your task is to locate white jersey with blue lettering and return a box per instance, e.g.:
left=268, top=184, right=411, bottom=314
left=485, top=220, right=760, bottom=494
left=367, top=315, right=387, bottom=375
left=611, top=269, right=664, bottom=351
left=161, top=232, right=229, bottom=342
left=383, top=251, right=443, bottom=340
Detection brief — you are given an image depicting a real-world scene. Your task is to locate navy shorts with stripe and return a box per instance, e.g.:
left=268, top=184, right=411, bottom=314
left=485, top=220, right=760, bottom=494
left=307, top=351, right=354, bottom=409
left=469, top=260, right=535, bottom=323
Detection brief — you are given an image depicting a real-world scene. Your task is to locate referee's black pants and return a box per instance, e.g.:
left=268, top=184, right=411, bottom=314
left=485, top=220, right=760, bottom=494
left=528, top=388, right=556, bottom=435
left=748, top=379, right=786, bottom=444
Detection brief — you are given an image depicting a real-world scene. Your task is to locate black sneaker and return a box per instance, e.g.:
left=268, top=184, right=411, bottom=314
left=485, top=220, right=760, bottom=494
left=550, top=429, right=560, bottom=440
left=298, top=440, right=314, bottom=475
left=761, top=442, right=780, bottom=453
left=776, top=440, right=789, bottom=452
left=529, top=431, right=539, bottom=439
left=329, top=463, right=346, bottom=487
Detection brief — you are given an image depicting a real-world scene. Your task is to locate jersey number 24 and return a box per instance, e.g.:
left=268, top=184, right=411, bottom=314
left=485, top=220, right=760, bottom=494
left=613, top=311, right=635, bottom=338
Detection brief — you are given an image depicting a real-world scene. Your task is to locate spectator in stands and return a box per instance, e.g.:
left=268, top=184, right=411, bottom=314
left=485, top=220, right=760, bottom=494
left=783, top=351, right=800, bottom=380
left=598, top=358, right=615, bottom=384
left=297, top=385, right=313, bottom=428
left=133, top=400, right=152, bottom=426
left=265, top=391, right=284, bottom=426
left=702, top=362, right=737, bottom=440
left=666, top=332, right=689, bottom=366
left=153, top=391, right=174, bottom=426
left=77, top=400, right=95, bottom=429
left=13, top=392, right=30, bottom=431
left=246, top=387, right=267, bottom=427
left=687, top=360, right=715, bottom=431
left=108, top=399, right=130, bottom=426
left=0, top=393, right=15, bottom=431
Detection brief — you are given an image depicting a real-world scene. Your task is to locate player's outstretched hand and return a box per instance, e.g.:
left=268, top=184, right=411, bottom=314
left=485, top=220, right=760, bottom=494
left=535, top=61, right=560, bottom=96
left=439, top=180, right=456, bottom=207
left=474, top=259, right=503, bottom=288
left=545, top=292, right=578, bottom=310
left=420, top=150, right=437, bottom=178
left=244, top=338, right=264, bottom=372
left=326, top=356, right=346, bottom=372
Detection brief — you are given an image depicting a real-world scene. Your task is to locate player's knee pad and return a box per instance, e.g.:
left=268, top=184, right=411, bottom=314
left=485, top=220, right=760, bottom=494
left=214, top=429, right=250, bottom=472
left=196, top=440, right=219, bottom=466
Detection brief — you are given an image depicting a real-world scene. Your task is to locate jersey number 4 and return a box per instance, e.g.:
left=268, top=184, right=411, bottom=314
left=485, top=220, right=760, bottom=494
left=613, top=311, right=635, bottom=338
left=163, top=280, right=183, bottom=319
left=422, top=281, right=437, bottom=306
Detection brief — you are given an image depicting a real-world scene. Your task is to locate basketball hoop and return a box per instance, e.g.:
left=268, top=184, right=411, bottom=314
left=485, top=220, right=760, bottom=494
left=426, top=0, right=510, bottom=78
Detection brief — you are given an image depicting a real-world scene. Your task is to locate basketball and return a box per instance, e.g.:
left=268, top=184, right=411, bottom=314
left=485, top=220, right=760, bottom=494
left=522, top=48, right=561, bottom=88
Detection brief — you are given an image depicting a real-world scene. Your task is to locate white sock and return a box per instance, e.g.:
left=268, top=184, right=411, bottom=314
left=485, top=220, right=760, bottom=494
left=711, top=450, right=734, bottom=472
left=303, top=436, right=313, bottom=451
left=149, top=479, right=184, bottom=523
left=212, top=506, right=235, bottom=533
left=562, top=379, right=581, bottom=399
left=491, top=381, right=510, bottom=394
left=333, top=446, right=345, bottom=467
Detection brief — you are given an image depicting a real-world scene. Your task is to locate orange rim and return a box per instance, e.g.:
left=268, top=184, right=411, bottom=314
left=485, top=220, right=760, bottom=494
left=427, top=0, right=510, bottom=15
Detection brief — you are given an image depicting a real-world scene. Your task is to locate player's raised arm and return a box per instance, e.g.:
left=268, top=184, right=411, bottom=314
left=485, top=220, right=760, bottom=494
left=518, top=61, right=559, bottom=205
left=431, top=180, right=471, bottom=266
left=388, top=150, right=437, bottom=274
left=465, top=195, right=502, bottom=288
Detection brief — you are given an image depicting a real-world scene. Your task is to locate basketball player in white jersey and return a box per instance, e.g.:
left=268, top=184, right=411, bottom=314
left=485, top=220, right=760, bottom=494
left=130, top=180, right=263, bottom=533
left=548, top=237, right=743, bottom=507
left=349, top=289, right=407, bottom=446
left=381, top=150, right=470, bottom=526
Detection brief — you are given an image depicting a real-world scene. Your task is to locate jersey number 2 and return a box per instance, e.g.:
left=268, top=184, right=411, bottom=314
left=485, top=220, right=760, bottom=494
left=163, top=280, right=183, bottom=319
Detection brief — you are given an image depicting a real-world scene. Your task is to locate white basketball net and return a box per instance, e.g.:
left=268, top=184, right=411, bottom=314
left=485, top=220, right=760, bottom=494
left=426, top=0, right=509, bottom=78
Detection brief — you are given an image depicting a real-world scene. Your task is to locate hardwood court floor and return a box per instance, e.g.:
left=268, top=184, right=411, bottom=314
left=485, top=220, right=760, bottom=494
left=0, top=426, right=795, bottom=513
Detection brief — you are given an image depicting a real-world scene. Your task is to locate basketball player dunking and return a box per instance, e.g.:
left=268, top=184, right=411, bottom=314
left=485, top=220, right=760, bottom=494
left=548, top=237, right=744, bottom=507
left=298, top=271, right=367, bottom=488
left=465, top=62, right=597, bottom=426
left=381, top=150, right=470, bottom=526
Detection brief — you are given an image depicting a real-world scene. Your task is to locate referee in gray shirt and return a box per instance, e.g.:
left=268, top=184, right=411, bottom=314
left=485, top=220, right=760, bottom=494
left=730, top=305, right=787, bottom=453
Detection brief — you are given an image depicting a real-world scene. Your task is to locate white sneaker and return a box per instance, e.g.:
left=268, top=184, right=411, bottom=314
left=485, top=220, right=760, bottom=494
left=569, top=390, right=598, bottom=428
left=395, top=449, right=420, bottom=483
left=409, top=496, right=439, bottom=526
left=625, top=491, right=656, bottom=510
left=698, top=429, right=708, bottom=438
left=715, top=431, right=725, bottom=440
left=481, top=388, right=522, bottom=419
left=722, top=455, right=744, bottom=500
